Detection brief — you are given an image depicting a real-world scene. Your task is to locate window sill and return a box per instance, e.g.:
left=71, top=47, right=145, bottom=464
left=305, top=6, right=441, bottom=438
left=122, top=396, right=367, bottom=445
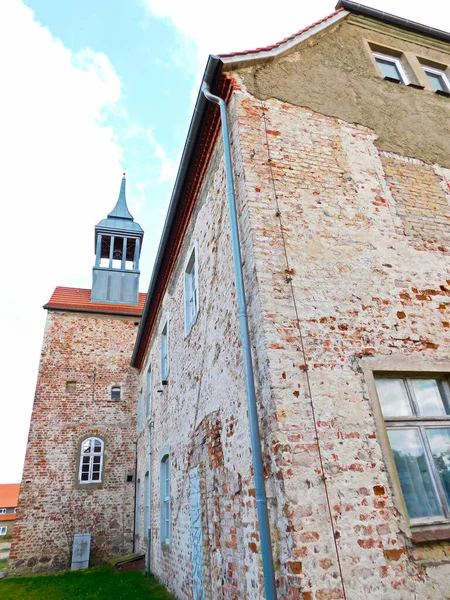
left=407, top=83, right=425, bottom=90
left=383, top=76, right=402, bottom=84
left=411, top=526, right=450, bottom=544
left=436, top=89, right=450, bottom=97
left=161, top=542, right=171, bottom=553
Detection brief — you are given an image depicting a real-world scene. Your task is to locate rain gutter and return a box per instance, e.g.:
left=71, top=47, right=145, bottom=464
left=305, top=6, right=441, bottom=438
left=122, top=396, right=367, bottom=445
left=202, top=83, right=277, bottom=600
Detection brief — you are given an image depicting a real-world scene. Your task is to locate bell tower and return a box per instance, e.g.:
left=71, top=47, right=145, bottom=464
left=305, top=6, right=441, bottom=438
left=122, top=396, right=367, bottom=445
left=91, top=174, right=144, bottom=305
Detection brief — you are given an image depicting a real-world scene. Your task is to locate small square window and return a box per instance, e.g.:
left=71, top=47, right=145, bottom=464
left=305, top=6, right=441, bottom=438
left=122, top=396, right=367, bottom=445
left=66, top=381, right=76, bottom=392
left=423, top=66, right=450, bottom=94
left=373, top=52, right=409, bottom=85
left=111, top=386, right=121, bottom=400
left=0, top=526, right=7, bottom=536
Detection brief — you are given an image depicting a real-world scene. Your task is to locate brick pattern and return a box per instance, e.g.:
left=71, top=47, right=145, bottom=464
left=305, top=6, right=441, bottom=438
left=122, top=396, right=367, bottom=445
left=234, top=80, right=450, bottom=599
left=382, top=154, right=450, bottom=249
left=8, top=309, right=140, bottom=575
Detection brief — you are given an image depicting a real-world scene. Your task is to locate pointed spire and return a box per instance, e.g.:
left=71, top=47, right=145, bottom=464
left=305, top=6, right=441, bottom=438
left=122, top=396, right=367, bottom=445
left=107, top=173, right=134, bottom=220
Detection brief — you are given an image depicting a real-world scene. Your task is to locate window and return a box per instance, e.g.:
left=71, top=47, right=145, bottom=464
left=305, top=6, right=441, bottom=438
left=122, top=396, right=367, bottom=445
left=423, top=66, right=450, bottom=94
left=135, top=478, right=141, bottom=537
left=160, top=452, right=170, bottom=545
left=144, top=471, right=150, bottom=539
left=66, top=381, right=76, bottom=392
left=373, top=52, right=409, bottom=84
left=184, top=243, right=199, bottom=334
left=0, top=509, right=6, bottom=515
left=146, top=368, right=152, bottom=420
left=0, top=526, right=7, bottom=536
left=161, top=317, right=169, bottom=383
left=79, top=437, right=104, bottom=484
left=111, top=386, right=121, bottom=400
left=138, top=388, right=143, bottom=432
left=375, top=376, right=450, bottom=523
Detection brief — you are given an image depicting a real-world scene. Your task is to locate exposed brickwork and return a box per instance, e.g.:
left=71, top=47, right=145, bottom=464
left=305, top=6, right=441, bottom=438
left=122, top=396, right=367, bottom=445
left=382, top=153, right=450, bottom=248
left=8, top=308, right=140, bottom=575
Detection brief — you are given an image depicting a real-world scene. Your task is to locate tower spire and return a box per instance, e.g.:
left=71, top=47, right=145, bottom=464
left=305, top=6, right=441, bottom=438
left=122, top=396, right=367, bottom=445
left=107, top=173, right=134, bottom=220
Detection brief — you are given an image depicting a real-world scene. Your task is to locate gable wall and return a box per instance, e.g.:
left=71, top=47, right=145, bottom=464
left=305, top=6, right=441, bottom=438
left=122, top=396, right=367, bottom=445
left=238, top=16, right=450, bottom=168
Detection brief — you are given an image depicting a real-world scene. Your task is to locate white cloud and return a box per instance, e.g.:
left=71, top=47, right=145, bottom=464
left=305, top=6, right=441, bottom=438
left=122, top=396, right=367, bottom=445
left=145, top=0, right=450, bottom=67
left=147, top=128, right=178, bottom=183
left=0, top=0, right=125, bottom=483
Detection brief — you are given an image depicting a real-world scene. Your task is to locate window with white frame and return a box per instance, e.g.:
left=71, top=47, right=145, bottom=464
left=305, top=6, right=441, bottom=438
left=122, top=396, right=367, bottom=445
left=144, top=471, right=150, bottom=539
left=138, top=388, right=143, bottom=432
left=79, top=437, right=104, bottom=484
left=0, top=526, right=7, bottom=536
left=0, top=509, right=6, bottom=515
left=375, top=375, right=450, bottom=523
left=184, top=243, right=199, bottom=334
left=373, top=52, right=409, bottom=84
left=422, top=65, right=450, bottom=94
left=146, top=367, right=152, bottom=420
left=111, top=386, right=121, bottom=400
left=161, top=317, right=169, bottom=382
left=161, top=453, right=170, bottom=545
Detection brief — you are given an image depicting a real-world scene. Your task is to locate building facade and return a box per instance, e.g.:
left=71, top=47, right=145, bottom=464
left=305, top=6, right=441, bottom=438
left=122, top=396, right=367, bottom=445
left=132, top=3, right=450, bottom=600
left=10, top=2, right=450, bottom=599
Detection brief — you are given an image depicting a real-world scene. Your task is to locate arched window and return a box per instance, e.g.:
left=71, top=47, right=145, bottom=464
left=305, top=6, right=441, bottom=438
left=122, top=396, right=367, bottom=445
left=160, top=451, right=170, bottom=545
left=79, top=437, right=104, bottom=483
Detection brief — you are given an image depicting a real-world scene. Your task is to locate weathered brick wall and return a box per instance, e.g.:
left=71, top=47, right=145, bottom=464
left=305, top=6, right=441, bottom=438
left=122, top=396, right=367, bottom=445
left=8, top=310, right=140, bottom=575
left=233, top=76, right=450, bottom=599
left=135, top=93, right=285, bottom=599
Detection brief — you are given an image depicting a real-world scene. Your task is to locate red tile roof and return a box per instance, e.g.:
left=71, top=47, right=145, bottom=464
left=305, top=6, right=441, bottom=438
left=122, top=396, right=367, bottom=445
left=220, top=8, right=344, bottom=58
left=0, top=484, right=20, bottom=519
left=44, top=287, right=146, bottom=316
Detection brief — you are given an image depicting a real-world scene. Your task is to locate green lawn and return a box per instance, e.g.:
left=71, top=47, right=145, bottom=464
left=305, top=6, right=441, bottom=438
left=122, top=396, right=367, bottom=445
left=0, top=565, right=177, bottom=600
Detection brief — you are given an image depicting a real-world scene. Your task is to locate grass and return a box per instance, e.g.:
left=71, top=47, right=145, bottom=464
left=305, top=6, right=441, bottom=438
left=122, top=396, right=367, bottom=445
left=0, top=565, right=176, bottom=600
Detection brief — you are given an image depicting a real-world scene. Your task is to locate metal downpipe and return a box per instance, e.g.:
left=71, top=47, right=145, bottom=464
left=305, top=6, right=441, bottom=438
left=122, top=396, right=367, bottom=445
left=202, top=84, right=278, bottom=600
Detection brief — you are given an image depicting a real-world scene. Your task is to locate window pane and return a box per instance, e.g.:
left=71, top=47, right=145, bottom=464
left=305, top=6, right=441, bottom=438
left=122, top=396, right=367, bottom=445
left=376, top=57, right=402, bottom=81
left=94, top=441, right=102, bottom=452
left=82, top=440, right=91, bottom=453
left=375, top=378, right=412, bottom=417
left=81, top=472, right=89, bottom=481
left=426, top=71, right=447, bottom=92
left=412, top=379, right=448, bottom=416
left=427, top=428, right=450, bottom=507
left=92, top=472, right=100, bottom=481
left=388, top=428, right=443, bottom=519
left=93, top=456, right=101, bottom=464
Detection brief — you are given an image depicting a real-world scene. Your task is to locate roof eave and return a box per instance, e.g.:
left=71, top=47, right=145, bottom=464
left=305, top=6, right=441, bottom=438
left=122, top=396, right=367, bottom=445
left=44, top=304, right=143, bottom=318
left=131, top=55, right=223, bottom=368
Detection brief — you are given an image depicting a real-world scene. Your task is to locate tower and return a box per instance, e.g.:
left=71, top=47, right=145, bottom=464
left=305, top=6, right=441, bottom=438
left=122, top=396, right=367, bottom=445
left=92, top=174, right=143, bottom=305
left=9, top=175, right=146, bottom=575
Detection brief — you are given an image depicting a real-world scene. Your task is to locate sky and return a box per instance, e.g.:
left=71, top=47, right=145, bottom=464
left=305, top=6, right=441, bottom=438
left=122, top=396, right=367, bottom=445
left=1, top=0, right=449, bottom=484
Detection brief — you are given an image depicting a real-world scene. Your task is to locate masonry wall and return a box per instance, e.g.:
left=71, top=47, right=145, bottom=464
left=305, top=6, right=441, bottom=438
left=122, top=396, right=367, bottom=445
left=134, top=92, right=293, bottom=599
left=8, top=310, right=140, bottom=575
left=232, top=75, right=450, bottom=599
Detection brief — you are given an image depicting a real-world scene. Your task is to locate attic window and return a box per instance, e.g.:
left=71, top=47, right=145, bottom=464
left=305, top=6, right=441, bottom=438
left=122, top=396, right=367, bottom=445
left=373, top=52, right=409, bottom=85
left=66, top=381, right=76, bottom=392
left=111, top=386, right=121, bottom=400
left=423, top=66, right=450, bottom=94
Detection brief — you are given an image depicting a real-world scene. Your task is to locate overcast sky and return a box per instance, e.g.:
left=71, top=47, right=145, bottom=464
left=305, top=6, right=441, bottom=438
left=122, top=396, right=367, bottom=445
left=1, top=0, right=449, bottom=484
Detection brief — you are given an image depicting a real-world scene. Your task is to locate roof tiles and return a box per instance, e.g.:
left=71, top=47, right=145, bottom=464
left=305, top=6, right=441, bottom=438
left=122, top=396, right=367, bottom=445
left=219, top=8, right=344, bottom=58
left=44, top=287, right=146, bottom=316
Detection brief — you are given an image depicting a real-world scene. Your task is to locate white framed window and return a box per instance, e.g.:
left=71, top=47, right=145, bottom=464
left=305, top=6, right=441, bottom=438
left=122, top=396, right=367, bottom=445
left=160, top=450, right=170, bottom=545
left=144, top=470, right=150, bottom=539
left=184, top=242, right=199, bottom=334
left=138, top=388, right=143, bottom=432
left=0, top=526, right=7, bottom=536
left=373, top=52, right=409, bottom=84
left=79, top=437, right=104, bottom=484
left=375, top=375, right=450, bottom=524
left=0, top=508, right=6, bottom=515
left=146, top=367, right=152, bottom=420
left=161, top=315, right=169, bottom=383
left=423, top=65, right=450, bottom=94
left=135, top=478, right=141, bottom=537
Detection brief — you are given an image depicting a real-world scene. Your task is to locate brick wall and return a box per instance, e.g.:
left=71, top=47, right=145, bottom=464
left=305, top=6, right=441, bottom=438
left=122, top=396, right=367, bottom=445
left=234, top=79, right=450, bottom=599
left=8, top=310, right=140, bottom=575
